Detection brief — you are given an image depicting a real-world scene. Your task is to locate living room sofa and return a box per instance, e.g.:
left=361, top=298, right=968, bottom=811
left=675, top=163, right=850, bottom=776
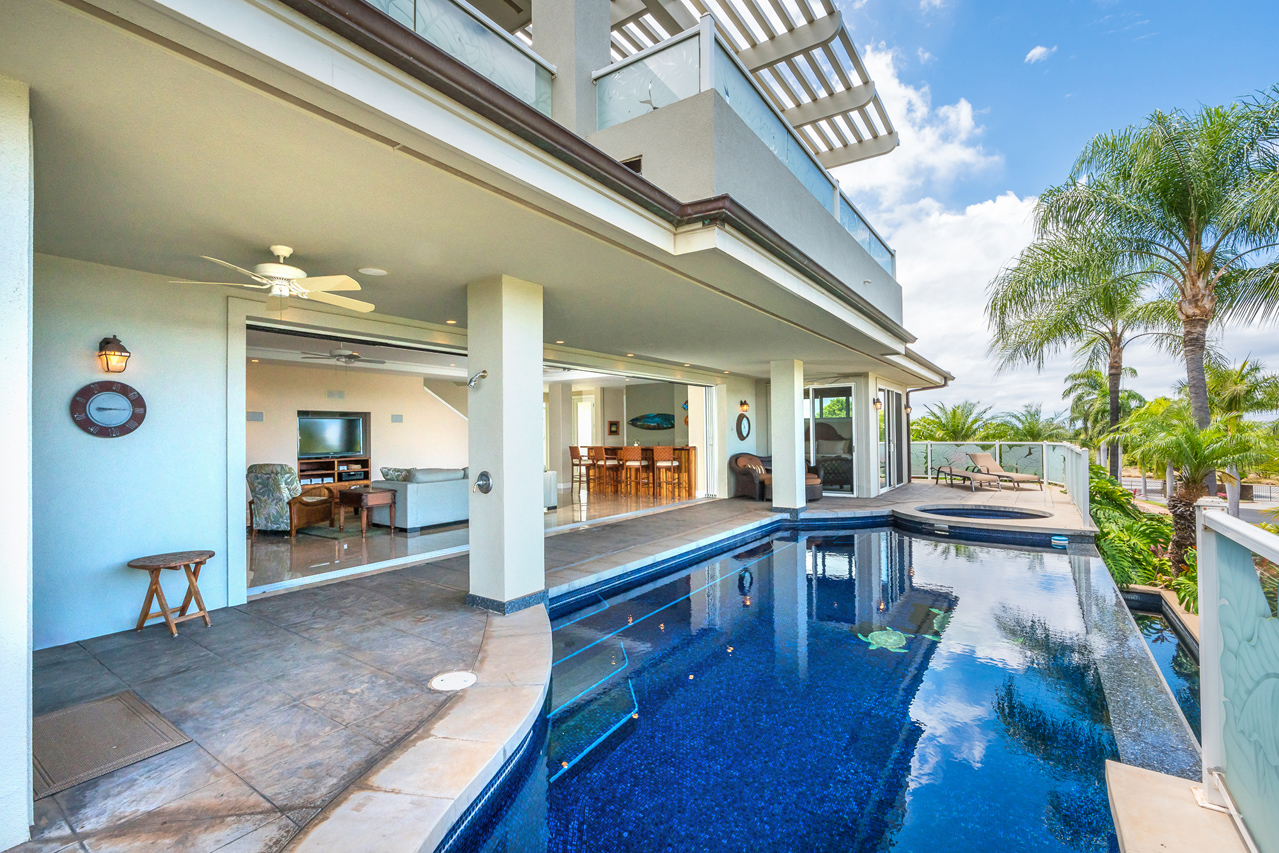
left=369, top=468, right=469, bottom=530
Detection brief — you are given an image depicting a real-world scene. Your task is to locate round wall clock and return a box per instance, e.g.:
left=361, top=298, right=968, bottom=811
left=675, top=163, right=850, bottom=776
left=70, top=381, right=147, bottom=438
left=735, top=413, right=751, bottom=441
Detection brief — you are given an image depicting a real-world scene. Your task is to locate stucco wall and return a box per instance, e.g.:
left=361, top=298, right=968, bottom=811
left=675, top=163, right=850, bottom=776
left=246, top=362, right=467, bottom=473
left=33, top=255, right=230, bottom=648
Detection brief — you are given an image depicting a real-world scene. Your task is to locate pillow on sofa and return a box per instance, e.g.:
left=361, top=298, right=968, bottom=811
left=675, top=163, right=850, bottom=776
left=816, top=439, right=848, bottom=455
left=408, top=467, right=467, bottom=483
left=380, top=467, right=412, bottom=481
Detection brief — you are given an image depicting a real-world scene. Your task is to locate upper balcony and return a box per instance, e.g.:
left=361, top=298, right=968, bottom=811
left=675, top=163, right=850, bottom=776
left=364, top=0, right=555, bottom=115
left=587, top=16, right=899, bottom=319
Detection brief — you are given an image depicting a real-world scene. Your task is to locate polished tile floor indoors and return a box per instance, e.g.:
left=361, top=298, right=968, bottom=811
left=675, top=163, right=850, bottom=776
left=248, top=489, right=701, bottom=589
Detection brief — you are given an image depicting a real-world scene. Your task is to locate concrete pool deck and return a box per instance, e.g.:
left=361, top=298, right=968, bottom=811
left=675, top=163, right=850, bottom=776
left=20, top=485, right=1098, bottom=852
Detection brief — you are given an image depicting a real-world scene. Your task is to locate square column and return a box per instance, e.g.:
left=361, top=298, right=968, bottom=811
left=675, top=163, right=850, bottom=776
left=546, top=383, right=572, bottom=502
left=466, top=276, right=546, bottom=613
left=532, top=0, right=611, bottom=135
left=0, top=75, right=33, bottom=848
left=769, top=359, right=805, bottom=510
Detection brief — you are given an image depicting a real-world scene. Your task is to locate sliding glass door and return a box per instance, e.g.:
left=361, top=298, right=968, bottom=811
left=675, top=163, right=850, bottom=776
left=805, top=386, right=854, bottom=494
left=878, top=388, right=905, bottom=490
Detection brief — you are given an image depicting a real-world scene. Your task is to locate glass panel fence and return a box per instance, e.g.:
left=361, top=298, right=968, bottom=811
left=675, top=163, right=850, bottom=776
left=909, top=442, right=928, bottom=479
left=928, top=442, right=996, bottom=472
left=1046, top=444, right=1068, bottom=485
left=596, top=36, right=701, bottom=131
left=714, top=43, right=834, bottom=214
left=365, top=0, right=553, bottom=115
left=839, top=197, right=893, bottom=274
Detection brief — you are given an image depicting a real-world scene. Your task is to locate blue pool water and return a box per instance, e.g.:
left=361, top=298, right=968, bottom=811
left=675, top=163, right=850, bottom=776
left=1134, top=613, right=1201, bottom=741
left=917, top=506, right=1045, bottom=519
left=463, top=528, right=1198, bottom=852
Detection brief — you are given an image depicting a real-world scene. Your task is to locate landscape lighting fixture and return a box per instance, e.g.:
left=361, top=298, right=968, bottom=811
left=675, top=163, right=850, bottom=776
left=97, top=335, right=130, bottom=373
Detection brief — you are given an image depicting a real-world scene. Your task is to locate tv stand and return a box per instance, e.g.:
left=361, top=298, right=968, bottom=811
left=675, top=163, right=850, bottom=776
left=298, top=456, right=371, bottom=492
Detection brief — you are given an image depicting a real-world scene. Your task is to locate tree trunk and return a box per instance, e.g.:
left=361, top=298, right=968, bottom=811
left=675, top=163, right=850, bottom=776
left=1181, top=314, right=1212, bottom=430
left=1226, top=463, right=1241, bottom=517
left=1107, top=351, right=1122, bottom=478
left=1165, top=462, right=1175, bottom=498
left=1167, top=486, right=1207, bottom=574
left=1141, top=469, right=1147, bottom=497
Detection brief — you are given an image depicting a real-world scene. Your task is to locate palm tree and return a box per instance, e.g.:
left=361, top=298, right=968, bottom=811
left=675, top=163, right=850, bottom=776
left=1185, top=359, right=1279, bottom=515
left=988, top=241, right=1178, bottom=477
left=909, top=401, right=996, bottom=442
left=1032, top=99, right=1279, bottom=431
left=998, top=404, right=1072, bottom=442
left=1064, top=370, right=1146, bottom=464
left=1129, top=412, right=1262, bottom=570
left=1123, top=397, right=1181, bottom=498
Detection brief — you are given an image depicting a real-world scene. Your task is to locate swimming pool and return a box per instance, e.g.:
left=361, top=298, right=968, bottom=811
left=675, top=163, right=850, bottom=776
left=461, top=527, right=1199, bottom=853
left=1133, top=613, right=1201, bottom=741
left=916, top=505, right=1050, bottom=520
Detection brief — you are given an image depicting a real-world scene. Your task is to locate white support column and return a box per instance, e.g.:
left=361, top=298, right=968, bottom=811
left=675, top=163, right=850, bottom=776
left=466, top=276, right=546, bottom=613
left=769, top=360, right=805, bottom=511
left=546, top=382, right=572, bottom=501
left=0, top=75, right=33, bottom=848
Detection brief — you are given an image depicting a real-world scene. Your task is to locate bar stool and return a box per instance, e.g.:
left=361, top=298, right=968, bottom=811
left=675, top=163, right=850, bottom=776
left=589, top=446, right=620, bottom=493
left=653, top=446, right=680, bottom=499
left=617, top=446, right=651, bottom=495
left=570, top=446, right=593, bottom=497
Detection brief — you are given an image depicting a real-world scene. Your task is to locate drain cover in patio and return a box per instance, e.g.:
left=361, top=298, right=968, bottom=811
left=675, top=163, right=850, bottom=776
left=33, top=691, right=190, bottom=798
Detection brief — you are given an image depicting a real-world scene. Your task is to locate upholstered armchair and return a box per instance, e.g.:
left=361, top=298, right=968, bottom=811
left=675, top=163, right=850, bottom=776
left=247, top=464, right=335, bottom=538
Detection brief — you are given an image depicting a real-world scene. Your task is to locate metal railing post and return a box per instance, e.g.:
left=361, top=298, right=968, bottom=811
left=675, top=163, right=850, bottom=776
left=926, top=442, right=932, bottom=480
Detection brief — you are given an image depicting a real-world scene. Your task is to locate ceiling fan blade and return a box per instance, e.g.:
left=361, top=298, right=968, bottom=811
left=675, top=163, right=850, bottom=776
left=300, top=356, right=332, bottom=360
left=304, top=291, right=376, bottom=313
left=300, top=275, right=361, bottom=293
left=170, top=280, right=271, bottom=289
left=300, top=351, right=333, bottom=357
left=201, top=256, right=274, bottom=286
left=354, top=358, right=386, bottom=364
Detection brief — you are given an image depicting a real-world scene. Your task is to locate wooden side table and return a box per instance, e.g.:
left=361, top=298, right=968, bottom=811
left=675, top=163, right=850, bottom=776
left=338, top=487, right=395, bottom=537
left=128, top=550, right=215, bottom=637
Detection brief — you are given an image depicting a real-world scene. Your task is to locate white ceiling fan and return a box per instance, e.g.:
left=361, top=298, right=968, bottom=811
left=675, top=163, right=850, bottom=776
left=172, top=245, right=375, bottom=313
left=301, top=346, right=386, bottom=365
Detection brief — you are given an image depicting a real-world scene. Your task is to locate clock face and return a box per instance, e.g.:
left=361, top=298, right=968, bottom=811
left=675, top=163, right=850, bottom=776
left=70, top=382, right=146, bottom=438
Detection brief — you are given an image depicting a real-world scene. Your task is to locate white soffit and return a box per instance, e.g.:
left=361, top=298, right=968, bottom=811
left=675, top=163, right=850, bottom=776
left=603, top=0, right=898, bottom=168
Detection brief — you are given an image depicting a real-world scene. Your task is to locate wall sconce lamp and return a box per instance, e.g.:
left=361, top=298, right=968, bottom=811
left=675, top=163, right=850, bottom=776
left=739, top=400, right=750, bottom=413
left=873, top=397, right=883, bottom=411
left=97, top=335, right=131, bottom=374
left=904, top=405, right=912, bottom=415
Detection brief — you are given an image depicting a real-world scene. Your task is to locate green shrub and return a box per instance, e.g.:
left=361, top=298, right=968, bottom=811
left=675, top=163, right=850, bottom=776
left=1088, top=465, right=1195, bottom=608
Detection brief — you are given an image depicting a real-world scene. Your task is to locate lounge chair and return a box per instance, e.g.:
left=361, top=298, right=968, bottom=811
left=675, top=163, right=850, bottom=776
left=933, top=464, right=1002, bottom=491
left=967, top=451, right=1043, bottom=490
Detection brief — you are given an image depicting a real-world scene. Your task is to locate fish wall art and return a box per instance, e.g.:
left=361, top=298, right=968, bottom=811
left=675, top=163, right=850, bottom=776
left=628, top=413, right=675, bottom=431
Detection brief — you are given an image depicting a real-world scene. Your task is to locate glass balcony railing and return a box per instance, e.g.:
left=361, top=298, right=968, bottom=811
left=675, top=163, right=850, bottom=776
left=364, top=0, right=554, bottom=115
left=594, top=16, right=894, bottom=275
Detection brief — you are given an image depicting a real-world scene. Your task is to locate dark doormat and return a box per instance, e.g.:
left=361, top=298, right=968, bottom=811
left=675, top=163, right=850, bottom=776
left=33, top=691, right=190, bottom=798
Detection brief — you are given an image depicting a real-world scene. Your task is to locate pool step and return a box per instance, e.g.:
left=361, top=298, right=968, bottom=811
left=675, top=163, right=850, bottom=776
left=548, top=677, right=638, bottom=782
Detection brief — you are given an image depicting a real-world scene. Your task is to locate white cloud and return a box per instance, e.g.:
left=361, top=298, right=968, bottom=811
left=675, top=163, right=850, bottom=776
left=920, top=0, right=947, bottom=9
left=832, top=44, right=1000, bottom=207
left=1024, top=45, right=1058, bottom=64
left=917, top=47, right=935, bottom=64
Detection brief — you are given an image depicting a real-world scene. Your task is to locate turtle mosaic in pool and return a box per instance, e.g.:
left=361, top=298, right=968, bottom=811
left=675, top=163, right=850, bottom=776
left=459, top=528, right=1199, bottom=853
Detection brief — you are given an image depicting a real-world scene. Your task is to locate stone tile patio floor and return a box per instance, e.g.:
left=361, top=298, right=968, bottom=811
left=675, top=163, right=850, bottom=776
left=21, top=484, right=1088, bottom=852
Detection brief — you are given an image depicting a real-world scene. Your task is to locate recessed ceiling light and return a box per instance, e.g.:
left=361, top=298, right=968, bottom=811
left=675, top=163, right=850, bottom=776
left=555, top=340, right=565, bottom=344
left=724, top=370, right=730, bottom=374
left=250, top=359, right=259, bottom=363
left=445, top=320, right=457, bottom=325
left=683, top=363, right=690, bottom=367
left=626, top=353, right=634, bottom=357
left=358, top=267, right=387, bottom=276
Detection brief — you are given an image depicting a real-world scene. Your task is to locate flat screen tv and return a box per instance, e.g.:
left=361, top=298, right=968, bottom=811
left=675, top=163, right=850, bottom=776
left=298, top=415, right=364, bottom=458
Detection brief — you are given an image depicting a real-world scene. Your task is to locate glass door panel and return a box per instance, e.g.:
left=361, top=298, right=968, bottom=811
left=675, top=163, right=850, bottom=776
left=807, top=386, right=854, bottom=494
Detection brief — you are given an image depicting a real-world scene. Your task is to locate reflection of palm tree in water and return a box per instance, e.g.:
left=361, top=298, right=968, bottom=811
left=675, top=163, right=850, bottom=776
left=994, top=609, right=1118, bottom=850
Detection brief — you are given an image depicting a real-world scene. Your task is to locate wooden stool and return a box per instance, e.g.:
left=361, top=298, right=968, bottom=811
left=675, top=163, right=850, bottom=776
left=128, top=550, right=215, bottom=637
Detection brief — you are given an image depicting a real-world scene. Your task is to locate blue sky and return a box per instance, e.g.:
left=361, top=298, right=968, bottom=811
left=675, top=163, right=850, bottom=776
left=828, top=0, right=1279, bottom=416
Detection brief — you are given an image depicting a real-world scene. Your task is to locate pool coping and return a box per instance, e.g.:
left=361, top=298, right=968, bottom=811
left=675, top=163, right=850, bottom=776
left=286, top=605, right=551, bottom=853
